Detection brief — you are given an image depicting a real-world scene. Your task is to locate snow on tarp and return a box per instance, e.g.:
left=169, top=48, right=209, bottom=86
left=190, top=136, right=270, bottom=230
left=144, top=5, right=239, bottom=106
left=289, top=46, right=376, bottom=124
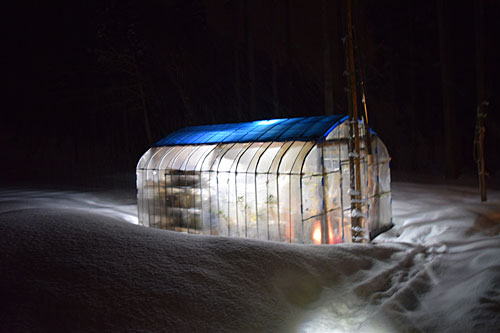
left=0, top=183, right=499, bottom=332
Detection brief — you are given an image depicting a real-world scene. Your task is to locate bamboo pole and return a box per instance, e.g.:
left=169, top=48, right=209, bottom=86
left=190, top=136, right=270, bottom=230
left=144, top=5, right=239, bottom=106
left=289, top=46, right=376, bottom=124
left=346, top=0, right=364, bottom=242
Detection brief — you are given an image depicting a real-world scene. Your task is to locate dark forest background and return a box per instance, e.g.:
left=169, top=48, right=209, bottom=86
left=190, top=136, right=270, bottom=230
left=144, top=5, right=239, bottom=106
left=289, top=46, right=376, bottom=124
left=3, top=0, right=500, bottom=188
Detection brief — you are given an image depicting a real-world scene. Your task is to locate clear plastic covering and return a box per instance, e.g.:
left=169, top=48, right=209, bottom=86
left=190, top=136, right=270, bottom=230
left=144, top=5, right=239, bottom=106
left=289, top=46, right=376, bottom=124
left=137, top=118, right=392, bottom=244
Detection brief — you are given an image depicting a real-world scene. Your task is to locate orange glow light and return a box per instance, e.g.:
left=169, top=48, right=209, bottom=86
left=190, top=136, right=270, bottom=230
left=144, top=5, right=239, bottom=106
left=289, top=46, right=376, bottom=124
left=313, top=220, right=343, bottom=244
left=313, top=221, right=322, bottom=244
left=328, top=221, right=334, bottom=244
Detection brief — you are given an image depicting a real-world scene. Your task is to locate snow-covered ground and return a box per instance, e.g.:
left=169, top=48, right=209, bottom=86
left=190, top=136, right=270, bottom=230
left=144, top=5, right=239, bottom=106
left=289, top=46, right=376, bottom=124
left=1, top=183, right=499, bottom=332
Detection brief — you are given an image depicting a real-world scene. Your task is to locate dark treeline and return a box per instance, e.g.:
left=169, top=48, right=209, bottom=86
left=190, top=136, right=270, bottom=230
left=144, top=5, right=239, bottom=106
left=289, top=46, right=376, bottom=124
left=3, top=0, right=499, bottom=187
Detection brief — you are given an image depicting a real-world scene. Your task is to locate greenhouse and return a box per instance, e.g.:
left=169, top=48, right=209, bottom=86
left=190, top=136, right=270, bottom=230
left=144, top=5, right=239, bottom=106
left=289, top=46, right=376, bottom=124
left=136, top=115, right=392, bottom=244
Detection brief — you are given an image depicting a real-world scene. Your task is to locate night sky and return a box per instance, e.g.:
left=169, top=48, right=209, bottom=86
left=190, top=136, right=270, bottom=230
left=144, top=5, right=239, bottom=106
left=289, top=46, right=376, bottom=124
left=4, top=0, right=500, bottom=188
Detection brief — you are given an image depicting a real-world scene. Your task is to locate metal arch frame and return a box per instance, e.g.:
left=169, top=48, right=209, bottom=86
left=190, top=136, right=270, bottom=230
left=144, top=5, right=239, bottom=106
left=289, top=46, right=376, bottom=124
left=201, top=144, right=225, bottom=234
left=199, top=140, right=301, bottom=242
left=149, top=146, right=173, bottom=228
left=322, top=123, right=348, bottom=242
left=179, top=145, right=206, bottom=233
left=253, top=142, right=273, bottom=239
left=159, top=146, right=188, bottom=228
left=320, top=144, right=329, bottom=244
left=243, top=141, right=272, bottom=238
left=159, top=146, right=182, bottom=229
left=137, top=148, right=156, bottom=226
left=154, top=146, right=175, bottom=228
left=273, top=141, right=309, bottom=242
left=265, top=141, right=294, bottom=241
left=225, top=142, right=253, bottom=237
left=270, top=141, right=307, bottom=243
left=189, top=144, right=218, bottom=232
left=137, top=149, right=154, bottom=226
left=146, top=117, right=347, bottom=232
left=252, top=141, right=284, bottom=240
left=274, top=141, right=296, bottom=242
left=145, top=147, right=167, bottom=228
left=165, top=146, right=187, bottom=227
left=300, top=122, right=362, bottom=244
left=150, top=118, right=332, bottom=233
left=156, top=146, right=178, bottom=229
left=197, top=144, right=219, bottom=234
left=294, top=142, right=316, bottom=243
left=300, top=142, right=340, bottom=244
left=207, top=143, right=237, bottom=235
left=213, top=142, right=239, bottom=236
left=220, top=143, right=252, bottom=237
left=232, top=142, right=258, bottom=238
left=164, top=146, right=187, bottom=228
left=142, top=148, right=160, bottom=227
left=164, top=145, right=192, bottom=229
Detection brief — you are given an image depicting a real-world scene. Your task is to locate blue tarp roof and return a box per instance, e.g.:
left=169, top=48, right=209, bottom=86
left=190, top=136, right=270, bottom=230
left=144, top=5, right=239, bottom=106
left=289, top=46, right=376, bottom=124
left=154, top=115, right=348, bottom=146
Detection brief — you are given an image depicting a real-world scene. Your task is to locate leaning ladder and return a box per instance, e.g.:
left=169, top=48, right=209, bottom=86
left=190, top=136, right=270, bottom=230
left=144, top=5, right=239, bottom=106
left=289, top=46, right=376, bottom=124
left=345, top=0, right=365, bottom=243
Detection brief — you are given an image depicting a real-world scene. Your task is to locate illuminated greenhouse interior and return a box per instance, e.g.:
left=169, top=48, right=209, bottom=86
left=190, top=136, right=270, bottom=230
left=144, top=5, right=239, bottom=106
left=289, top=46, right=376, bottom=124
left=136, top=115, right=392, bottom=244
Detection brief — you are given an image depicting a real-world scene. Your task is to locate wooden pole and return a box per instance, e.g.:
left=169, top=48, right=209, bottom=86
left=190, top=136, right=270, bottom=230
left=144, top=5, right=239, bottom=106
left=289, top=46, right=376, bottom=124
left=346, top=0, right=364, bottom=242
left=353, top=21, right=372, bottom=155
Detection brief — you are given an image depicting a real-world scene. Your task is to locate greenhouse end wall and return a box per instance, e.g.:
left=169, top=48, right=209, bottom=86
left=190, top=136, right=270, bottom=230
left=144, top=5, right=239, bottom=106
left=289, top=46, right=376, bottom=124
left=137, top=122, right=392, bottom=244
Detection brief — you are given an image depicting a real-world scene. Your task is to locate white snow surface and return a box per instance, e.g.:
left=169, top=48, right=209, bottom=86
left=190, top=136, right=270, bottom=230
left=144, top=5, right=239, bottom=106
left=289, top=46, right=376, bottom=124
left=0, top=183, right=499, bottom=332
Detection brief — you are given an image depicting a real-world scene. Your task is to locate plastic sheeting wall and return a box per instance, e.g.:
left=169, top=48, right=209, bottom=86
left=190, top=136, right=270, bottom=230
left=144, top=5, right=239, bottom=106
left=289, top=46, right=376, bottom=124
left=136, top=122, right=391, bottom=244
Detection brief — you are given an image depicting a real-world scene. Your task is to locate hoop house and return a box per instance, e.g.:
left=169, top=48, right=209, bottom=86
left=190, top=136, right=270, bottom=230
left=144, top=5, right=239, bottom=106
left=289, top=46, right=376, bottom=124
left=137, top=115, right=392, bottom=244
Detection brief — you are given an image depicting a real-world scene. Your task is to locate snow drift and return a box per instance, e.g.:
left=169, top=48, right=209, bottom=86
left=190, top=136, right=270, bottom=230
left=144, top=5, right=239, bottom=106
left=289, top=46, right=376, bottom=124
left=0, top=184, right=499, bottom=332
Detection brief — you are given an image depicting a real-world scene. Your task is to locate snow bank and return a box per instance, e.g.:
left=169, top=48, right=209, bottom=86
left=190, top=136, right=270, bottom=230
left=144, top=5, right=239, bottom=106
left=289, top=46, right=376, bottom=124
left=0, top=206, right=400, bottom=331
left=374, top=183, right=500, bottom=332
left=0, top=188, right=138, bottom=224
left=0, top=184, right=499, bottom=332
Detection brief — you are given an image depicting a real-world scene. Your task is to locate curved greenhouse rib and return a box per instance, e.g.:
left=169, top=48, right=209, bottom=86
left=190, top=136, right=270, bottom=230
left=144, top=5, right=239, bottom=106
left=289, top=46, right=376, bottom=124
left=224, top=144, right=252, bottom=236
left=214, top=143, right=238, bottom=236
left=146, top=147, right=167, bottom=228
left=233, top=143, right=257, bottom=237
left=265, top=142, right=292, bottom=241
left=198, top=145, right=218, bottom=232
left=253, top=141, right=275, bottom=239
left=244, top=142, right=272, bottom=238
left=181, top=145, right=205, bottom=232
left=296, top=142, right=316, bottom=243
left=274, top=141, right=296, bottom=241
left=166, top=146, right=191, bottom=229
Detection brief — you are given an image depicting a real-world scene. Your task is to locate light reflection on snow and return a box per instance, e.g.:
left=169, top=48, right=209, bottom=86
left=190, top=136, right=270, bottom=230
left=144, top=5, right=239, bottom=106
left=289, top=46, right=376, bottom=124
left=0, top=188, right=138, bottom=224
left=297, top=292, right=394, bottom=333
left=298, top=182, right=500, bottom=333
